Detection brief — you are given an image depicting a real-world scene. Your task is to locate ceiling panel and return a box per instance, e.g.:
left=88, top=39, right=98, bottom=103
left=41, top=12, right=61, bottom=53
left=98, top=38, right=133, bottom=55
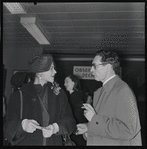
left=2, top=2, right=145, bottom=57
left=38, top=13, right=71, bottom=21
left=65, top=2, right=144, bottom=12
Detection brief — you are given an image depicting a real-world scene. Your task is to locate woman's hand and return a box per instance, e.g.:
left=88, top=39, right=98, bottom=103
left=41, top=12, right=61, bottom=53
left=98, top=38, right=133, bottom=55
left=42, top=125, right=54, bottom=138
left=21, top=119, right=42, bottom=133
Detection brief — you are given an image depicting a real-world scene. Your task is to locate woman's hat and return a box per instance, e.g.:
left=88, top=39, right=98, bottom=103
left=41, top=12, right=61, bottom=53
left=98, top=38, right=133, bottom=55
left=28, top=54, right=54, bottom=73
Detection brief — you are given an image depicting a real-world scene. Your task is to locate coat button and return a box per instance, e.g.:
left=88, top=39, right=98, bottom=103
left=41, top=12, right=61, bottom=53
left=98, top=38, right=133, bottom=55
left=96, top=122, right=99, bottom=125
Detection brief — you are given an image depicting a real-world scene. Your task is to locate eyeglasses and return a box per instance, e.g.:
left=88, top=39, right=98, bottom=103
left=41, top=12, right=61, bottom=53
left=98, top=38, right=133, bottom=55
left=92, top=62, right=108, bottom=69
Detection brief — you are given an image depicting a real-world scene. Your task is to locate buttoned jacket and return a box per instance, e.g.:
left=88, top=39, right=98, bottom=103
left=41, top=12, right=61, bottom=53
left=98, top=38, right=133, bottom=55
left=86, top=75, right=141, bottom=146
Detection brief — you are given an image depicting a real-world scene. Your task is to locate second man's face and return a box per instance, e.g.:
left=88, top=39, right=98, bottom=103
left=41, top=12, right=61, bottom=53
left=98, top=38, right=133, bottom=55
left=91, top=55, right=108, bottom=82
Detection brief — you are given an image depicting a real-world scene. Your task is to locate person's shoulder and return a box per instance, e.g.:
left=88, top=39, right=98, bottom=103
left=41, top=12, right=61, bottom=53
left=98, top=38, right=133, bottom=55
left=56, top=87, right=66, bottom=97
left=115, top=78, right=135, bottom=97
left=19, top=82, right=35, bottom=96
left=72, top=90, right=85, bottom=102
left=94, top=86, right=102, bottom=94
left=21, top=81, right=33, bottom=89
left=9, top=90, right=21, bottom=103
left=11, top=90, right=20, bottom=95
left=74, top=90, right=83, bottom=95
left=115, top=78, right=129, bottom=90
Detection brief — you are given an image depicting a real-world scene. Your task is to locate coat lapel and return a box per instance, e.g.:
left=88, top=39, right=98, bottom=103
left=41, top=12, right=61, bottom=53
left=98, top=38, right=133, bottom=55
left=37, top=91, right=50, bottom=127
left=94, top=76, right=120, bottom=113
left=94, top=88, right=106, bottom=113
left=46, top=84, right=57, bottom=124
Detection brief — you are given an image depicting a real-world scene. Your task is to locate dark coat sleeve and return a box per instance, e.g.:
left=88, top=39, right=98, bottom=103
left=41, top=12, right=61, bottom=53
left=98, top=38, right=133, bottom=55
left=70, top=91, right=88, bottom=123
left=55, top=89, right=76, bottom=135
left=3, top=91, right=26, bottom=145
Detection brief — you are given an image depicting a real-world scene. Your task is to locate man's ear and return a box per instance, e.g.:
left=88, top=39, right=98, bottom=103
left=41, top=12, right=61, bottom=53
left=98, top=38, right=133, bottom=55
left=107, top=63, right=112, bottom=71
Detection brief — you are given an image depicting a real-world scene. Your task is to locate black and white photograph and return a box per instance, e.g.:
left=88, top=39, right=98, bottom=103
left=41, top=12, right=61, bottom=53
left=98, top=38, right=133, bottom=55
left=3, top=2, right=145, bottom=146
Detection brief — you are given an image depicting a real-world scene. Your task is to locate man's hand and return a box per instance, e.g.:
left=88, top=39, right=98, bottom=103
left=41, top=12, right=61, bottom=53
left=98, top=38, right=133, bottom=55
left=82, top=103, right=96, bottom=121
left=76, top=123, right=88, bottom=135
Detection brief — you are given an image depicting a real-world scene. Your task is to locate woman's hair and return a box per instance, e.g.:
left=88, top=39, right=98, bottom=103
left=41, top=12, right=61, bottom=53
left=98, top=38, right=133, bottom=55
left=24, top=72, right=35, bottom=83
left=11, top=72, right=26, bottom=90
left=68, top=75, right=82, bottom=91
left=11, top=72, right=35, bottom=91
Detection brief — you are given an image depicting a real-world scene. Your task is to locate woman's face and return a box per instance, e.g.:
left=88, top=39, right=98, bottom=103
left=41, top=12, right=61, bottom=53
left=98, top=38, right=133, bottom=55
left=41, top=63, right=57, bottom=83
left=64, top=77, right=74, bottom=92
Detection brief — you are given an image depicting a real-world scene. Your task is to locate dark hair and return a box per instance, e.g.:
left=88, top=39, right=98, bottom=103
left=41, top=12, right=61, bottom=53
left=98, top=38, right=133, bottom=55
left=96, top=50, right=121, bottom=76
left=23, top=72, right=35, bottom=83
left=67, top=75, right=82, bottom=91
left=11, top=72, right=26, bottom=90
left=11, top=72, right=35, bottom=91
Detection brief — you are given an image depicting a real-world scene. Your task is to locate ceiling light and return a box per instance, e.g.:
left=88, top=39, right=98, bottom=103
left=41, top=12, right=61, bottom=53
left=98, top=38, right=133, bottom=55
left=3, top=3, right=26, bottom=14
left=20, top=17, right=50, bottom=45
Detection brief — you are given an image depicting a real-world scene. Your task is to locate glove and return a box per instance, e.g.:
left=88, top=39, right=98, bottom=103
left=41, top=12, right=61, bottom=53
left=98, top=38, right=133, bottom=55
left=21, top=119, right=41, bottom=133
left=42, top=123, right=59, bottom=138
left=42, top=125, right=54, bottom=138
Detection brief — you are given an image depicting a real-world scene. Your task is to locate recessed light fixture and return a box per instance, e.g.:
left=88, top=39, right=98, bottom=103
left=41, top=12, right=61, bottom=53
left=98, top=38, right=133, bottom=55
left=20, top=17, right=50, bottom=45
left=3, top=3, right=26, bottom=14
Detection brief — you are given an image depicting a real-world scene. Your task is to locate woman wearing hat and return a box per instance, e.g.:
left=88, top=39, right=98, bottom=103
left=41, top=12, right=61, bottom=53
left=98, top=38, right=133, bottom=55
left=4, top=54, right=76, bottom=146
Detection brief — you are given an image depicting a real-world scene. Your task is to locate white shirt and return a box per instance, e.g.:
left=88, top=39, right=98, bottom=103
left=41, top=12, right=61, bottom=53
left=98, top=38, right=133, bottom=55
left=103, top=75, right=116, bottom=86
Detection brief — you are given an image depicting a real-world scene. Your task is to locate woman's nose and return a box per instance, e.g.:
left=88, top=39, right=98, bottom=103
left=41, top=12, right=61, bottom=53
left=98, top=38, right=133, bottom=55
left=54, top=69, right=57, bottom=74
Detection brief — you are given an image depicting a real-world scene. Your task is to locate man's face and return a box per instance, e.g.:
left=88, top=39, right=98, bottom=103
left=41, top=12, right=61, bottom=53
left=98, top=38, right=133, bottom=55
left=90, top=55, right=108, bottom=82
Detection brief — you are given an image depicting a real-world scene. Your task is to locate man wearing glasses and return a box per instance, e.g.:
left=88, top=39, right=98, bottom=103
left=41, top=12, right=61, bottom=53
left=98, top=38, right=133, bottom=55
left=76, top=50, right=142, bottom=146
